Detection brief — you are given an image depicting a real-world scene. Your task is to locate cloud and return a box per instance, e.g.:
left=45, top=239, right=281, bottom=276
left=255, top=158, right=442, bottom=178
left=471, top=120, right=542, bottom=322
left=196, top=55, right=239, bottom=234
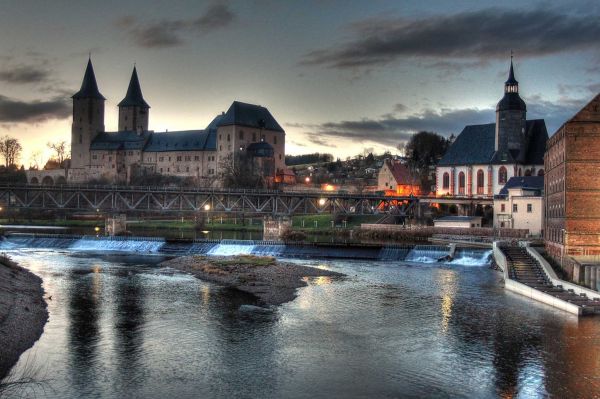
left=0, top=64, right=51, bottom=84
left=300, top=96, right=588, bottom=149
left=301, top=7, right=600, bottom=69
left=0, top=95, right=70, bottom=123
left=117, top=3, right=236, bottom=49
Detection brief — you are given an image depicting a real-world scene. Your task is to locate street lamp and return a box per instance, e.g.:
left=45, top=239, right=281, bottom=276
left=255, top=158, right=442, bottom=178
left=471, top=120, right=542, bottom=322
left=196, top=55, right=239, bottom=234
left=318, top=198, right=326, bottom=206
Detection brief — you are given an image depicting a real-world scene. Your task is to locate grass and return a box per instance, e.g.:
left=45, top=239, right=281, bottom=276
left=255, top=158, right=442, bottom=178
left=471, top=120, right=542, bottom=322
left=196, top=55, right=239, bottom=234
left=195, top=254, right=276, bottom=267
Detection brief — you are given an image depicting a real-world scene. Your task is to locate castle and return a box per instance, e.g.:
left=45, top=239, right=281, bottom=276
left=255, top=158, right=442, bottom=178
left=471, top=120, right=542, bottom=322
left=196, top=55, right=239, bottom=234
left=436, top=59, right=548, bottom=197
left=30, top=59, right=287, bottom=186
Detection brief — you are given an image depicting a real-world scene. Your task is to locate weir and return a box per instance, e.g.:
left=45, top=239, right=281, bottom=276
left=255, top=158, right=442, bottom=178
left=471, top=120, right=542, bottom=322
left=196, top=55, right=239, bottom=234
left=0, top=234, right=492, bottom=264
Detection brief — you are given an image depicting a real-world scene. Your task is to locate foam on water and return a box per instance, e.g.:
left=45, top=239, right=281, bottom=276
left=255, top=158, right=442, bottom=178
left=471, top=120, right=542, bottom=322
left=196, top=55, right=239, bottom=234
left=69, top=238, right=165, bottom=253
left=207, top=244, right=256, bottom=256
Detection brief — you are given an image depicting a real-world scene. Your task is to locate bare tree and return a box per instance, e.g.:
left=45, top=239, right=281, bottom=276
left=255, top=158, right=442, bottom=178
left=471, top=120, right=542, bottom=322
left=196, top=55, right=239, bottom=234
left=47, top=141, right=69, bottom=167
left=0, top=136, right=22, bottom=167
left=219, top=153, right=268, bottom=189
left=29, top=150, right=45, bottom=170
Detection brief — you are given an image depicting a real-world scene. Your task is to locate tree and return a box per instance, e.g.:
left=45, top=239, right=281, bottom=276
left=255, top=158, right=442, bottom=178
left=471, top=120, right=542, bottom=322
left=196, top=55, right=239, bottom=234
left=219, top=153, right=269, bottom=189
left=29, top=150, right=45, bottom=170
left=0, top=136, right=22, bottom=167
left=47, top=140, right=69, bottom=167
left=404, top=131, right=451, bottom=190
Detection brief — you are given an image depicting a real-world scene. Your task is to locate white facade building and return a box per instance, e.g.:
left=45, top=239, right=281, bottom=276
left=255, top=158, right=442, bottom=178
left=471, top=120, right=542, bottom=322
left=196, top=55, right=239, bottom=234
left=493, top=176, right=544, bottom=236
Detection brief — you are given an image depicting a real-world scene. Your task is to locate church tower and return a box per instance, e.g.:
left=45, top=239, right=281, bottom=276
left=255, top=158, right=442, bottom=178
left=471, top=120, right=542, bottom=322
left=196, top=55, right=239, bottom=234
left=495, top=58, right=527, bottom=153
left=71, top=58, right=105, bottom=169
left=118, top=66, right=150, bottom=131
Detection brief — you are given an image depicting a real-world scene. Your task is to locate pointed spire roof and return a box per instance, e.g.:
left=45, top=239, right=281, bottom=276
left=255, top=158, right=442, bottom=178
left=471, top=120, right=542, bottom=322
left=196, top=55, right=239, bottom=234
left=505, top=57, right=518, bottom=85
left=118, top=66, right=150, bottom=108
left=72, top=58, right=105, bottom=100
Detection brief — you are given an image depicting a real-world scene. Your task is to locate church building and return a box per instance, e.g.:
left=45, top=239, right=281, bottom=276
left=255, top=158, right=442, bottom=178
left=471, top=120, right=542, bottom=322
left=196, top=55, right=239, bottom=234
left=65, top=59, right=286, bottom=185
left=435, top=60, right=548, bottom=198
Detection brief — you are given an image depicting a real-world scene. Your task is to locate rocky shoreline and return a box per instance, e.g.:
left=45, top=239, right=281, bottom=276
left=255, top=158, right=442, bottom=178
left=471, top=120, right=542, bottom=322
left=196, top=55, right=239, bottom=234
left=161, top=255, right=344, bottom=306
left=0, top=257, right=48, bottom=381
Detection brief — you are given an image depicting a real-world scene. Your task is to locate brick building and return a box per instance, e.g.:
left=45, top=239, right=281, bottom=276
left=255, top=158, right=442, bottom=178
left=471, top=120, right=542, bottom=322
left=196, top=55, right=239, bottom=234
left=545, top=93, right=600, bottom=263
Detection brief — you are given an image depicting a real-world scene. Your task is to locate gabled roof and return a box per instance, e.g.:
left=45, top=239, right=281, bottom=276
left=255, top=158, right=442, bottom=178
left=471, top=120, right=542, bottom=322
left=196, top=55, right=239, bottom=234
left=499, top=176, right=544, bottom=196
left=383, top=160, right=417, bottom=185
left=145, top=130, right=214, bottom=152
left=438, top=120, right=547, bottom=166
left=438, top=124, right=496, bottom=166
left=90, top=131, right=151, bottom=151
left=118, top=67, right=150, bottom=108
left=218, top=101, right=284, bottom=132
left=72, top=59, right=105, bottom=100
left=567, top=93, right=600, bottom=123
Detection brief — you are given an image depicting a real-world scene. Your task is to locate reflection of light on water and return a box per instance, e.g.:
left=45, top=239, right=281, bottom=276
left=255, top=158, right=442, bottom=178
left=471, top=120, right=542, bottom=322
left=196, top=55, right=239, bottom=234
left=436, top=269, right=458, bottom=334
left=91, top=263, right=102, bottom=301
left=301, top=276, right=332, bottom=286
left=200, top=285, right=211, bottom=305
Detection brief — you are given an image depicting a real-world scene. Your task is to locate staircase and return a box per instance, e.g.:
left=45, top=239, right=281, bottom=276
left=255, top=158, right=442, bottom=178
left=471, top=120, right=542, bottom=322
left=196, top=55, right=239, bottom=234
left=502, top=246, right=600, bottom=315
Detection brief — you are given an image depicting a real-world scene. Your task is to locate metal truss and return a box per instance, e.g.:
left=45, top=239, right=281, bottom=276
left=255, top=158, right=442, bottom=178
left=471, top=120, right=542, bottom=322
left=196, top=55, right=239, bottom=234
left=0, top=184, right=419, bottom=216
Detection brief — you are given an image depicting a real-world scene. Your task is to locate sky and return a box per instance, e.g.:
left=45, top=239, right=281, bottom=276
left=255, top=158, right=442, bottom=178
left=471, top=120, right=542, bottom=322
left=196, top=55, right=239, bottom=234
left=1, top=0, right=600, bottom=167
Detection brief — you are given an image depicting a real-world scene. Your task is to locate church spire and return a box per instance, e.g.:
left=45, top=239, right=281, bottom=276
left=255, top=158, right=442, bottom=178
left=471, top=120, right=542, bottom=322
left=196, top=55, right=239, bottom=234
left=72, top=58, right=105, bottom=100
left=505, top=54, right=518, bottom=93
left=118, top=66, right=150, bottom=108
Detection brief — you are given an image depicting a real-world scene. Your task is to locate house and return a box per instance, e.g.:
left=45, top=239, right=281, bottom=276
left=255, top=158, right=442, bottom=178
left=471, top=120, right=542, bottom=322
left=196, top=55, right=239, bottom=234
left=494, top=176, right=543, bottom=235
left=377, top=159, right=420, bottom=195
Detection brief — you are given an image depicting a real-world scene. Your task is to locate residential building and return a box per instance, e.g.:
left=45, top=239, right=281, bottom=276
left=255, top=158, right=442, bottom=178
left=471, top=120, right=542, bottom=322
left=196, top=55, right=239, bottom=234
left=433, top=216, right=482, bottom=228
left=494, top=176, right=543, bottom=235
left=377, top=159, right=421, bottom=195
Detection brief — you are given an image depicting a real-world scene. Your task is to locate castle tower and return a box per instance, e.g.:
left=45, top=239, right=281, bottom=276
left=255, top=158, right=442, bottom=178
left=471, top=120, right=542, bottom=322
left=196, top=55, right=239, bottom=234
left=118, top=66, right=150, bottom=131
left=71, top=58, right=105, bottom=169
left=495, top=57, right=527, bottom=153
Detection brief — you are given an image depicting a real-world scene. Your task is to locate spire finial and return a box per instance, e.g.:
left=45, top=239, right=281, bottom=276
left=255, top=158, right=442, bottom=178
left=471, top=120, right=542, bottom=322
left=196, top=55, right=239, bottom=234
left=510, top=49, right=513, bottom=61
left=88, top=51, right=91, bottom=60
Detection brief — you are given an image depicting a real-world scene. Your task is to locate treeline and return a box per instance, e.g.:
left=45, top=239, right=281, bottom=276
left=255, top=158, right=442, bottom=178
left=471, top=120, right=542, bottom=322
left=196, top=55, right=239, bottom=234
left=285, top=153, right=333, bottom=166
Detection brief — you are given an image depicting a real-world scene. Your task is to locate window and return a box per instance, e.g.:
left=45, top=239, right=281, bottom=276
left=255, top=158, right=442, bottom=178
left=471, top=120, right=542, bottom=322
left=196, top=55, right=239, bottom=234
left=274, top=136, right=277, bottom=145
left=177, top=156, right=182, bottom=162
left=537, top=169, right=544, bottom=176
left=186, top=166, right=189, bottom=172
left=239, top=131, right=244, bottom=140
left=477, top=169, right=484, bottom=194
left=185, top=156, right=191, bottom=161
left=252, top=132, right=257, bottom=141
left=498, top=166, right=507, bottom=184
left=458, top=172, right=465, bottom=195
left=501, top=204, right=505, bottom=212
left=527, top=204, right=533, bottom=213
left=513, top=204, right=518, bottom=212
left=194, top=156, right=199, bottom=161
left=92, top=155, right=97, bottom=160
left=227, top=134, right=230, bottom=142
left=442, top=172, right=450, bottom=189
left=159, top=156, right=164, bottom=162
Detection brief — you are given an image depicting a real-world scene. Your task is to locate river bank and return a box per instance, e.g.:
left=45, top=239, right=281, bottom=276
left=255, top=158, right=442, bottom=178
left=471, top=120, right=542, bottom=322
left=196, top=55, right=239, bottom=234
left=0, top=257, right=48, bottom=381
left=161, top=255, right=344, bottom=306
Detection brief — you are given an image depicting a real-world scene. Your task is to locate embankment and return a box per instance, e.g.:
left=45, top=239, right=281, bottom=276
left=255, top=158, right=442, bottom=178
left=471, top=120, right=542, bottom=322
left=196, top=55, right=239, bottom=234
left=0, top=257, right=48, bottom=380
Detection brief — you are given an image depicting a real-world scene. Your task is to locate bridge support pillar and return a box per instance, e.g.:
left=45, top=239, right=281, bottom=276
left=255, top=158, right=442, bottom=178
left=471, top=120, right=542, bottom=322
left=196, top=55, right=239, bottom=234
left=263, top=216, right=292, bottom=240
left=106, top=214, right=127, bottom=236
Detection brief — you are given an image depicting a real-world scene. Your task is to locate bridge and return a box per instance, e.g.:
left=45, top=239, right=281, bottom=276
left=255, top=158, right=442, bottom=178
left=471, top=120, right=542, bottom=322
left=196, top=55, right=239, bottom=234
left=0, top=184, right=421, bottom=216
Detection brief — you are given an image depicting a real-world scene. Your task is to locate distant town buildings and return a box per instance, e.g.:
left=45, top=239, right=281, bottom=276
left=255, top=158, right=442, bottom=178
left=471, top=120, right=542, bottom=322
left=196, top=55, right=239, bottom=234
left=436, top=60, right=547, bottom=198
left=544, top=93, right=600, bottom=263
left=493, top=176, right=543, bottom=235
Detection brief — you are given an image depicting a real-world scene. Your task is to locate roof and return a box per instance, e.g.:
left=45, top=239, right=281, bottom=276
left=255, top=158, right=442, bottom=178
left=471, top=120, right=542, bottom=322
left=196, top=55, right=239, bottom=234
left=118, top=67, right=150, bottom=108
left=145, top=130, right=215, bottom=152
left=383, top=160, right=417, bottom=185
left=72, top=59, right=105, bottom=100
left=90, top=131, right=151, bottom=151
left=438, top=120, right=547, bottom=166
left=434, top=216, right=482, bottom=222
left=218, top=101, right=284, bottom=132
left=499, top=176, right=544, bottom=196
left=505, top=59, right=518, bottom=85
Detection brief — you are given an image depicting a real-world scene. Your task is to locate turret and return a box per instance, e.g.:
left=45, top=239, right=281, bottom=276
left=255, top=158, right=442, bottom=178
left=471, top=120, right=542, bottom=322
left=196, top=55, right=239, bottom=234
left=71, top=58, right=105, bottom=169
left=118, top=66, right=150, bottom=131
left=495, top=57, right=527, bottom=153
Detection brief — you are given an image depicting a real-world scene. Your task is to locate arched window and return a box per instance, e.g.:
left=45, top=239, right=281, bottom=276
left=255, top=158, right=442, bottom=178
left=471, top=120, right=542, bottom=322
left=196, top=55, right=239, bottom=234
left=498, top=166, right=507, bottom=184
left=537, top=169, right=544, bottom=176
left=525, top=169, right=532, bottom=176
left=442, top=172, right=450, bottom=189
left=476, top=169, right=484, bottom=194
left=458, top=172, right=465, bottom=195
left=518, top=168, right=522, bottom=177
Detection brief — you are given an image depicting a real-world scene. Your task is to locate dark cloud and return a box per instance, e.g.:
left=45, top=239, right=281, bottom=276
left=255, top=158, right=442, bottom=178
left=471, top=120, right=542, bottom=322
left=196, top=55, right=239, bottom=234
left=0, top=95, right=70, bottom=123
left=0, top=64, right=51, bottom=84
left=117, top=3, right=236, bottom=49
left=301, top=96, right=587, bottom=148
left=302, top=7, right=600, bottom=69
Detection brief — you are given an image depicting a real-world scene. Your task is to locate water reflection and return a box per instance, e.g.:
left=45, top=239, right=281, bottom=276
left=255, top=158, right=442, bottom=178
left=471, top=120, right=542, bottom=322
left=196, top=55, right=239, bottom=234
left=67, top=265, right=102, bottom=394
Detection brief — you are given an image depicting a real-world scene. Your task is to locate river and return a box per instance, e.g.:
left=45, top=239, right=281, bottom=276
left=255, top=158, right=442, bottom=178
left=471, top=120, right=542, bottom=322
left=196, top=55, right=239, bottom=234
left=3, top=244, right=600, bottom=398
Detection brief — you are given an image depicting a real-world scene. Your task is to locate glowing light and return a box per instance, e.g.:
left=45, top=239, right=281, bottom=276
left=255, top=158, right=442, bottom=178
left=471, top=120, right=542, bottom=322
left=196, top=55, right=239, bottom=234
left=305, top=177, right=311, bottom=183
left=204, top=204, right=211, bottom=211
left=318, top=198, right=326, bottom=206
left=94, top=226, right=100, bottom=233
left=322, top=184, right=336, bottom=191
